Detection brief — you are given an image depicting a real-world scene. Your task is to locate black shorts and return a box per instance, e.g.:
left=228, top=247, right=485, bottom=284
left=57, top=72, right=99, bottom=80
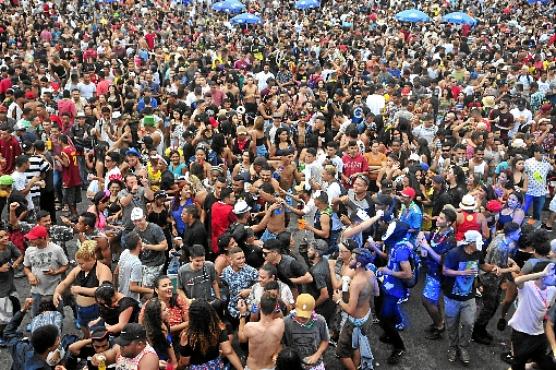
left=63, top=186, right=82, bottom=205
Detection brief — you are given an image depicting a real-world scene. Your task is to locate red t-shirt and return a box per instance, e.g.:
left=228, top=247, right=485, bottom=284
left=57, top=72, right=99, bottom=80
left=61, top=146, right=82, bottom=187
left=145, top=33, right=156, bottom=50
left=210, top=202, right=236, bottom=254
left=0, top=136, right=21, bottom=174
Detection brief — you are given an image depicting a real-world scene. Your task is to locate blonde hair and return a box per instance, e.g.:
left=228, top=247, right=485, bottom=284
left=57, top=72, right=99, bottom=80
left=75, top=240, right=97, bottom=261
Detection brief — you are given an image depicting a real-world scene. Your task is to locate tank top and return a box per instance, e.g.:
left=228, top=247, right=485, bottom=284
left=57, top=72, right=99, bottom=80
left=155, top=129, right=165, bottom=155
left=472, top=161, right=487, bottom=178
left=116, top=344, right=157, bottom=370
left=75, top=262, right=100, bottom=289
left=455, top=211, right=481, bottom=241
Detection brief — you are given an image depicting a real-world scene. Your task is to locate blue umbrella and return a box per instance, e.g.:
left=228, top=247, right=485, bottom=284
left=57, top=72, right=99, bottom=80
left=527, top=0, right=549, bottom=4
left=394, top=9, right=431, bottom=23
left=230, top=12, right=262, bottom=25
left=294, top=0, right=320, bottom=10
left=212, top=0, right=245, bottom=13
left=442, top=12, right=477, bottom=25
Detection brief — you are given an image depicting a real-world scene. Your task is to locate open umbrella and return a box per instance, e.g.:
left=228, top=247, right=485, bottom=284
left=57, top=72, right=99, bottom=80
left=211, top=0, right=245, bottom=13
left=294, top=0, right=320, bottom=10
left=442, top=12, right=477, bottom=25
left=394, top=9, right=430, bottom=23
left=527, top=0, right=549, bottom=4
left=230, top=12, right=262, bottom=25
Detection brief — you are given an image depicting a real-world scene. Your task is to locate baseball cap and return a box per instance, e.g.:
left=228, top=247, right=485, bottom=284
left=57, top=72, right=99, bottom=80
left=400, top=187, right=416, bottom=199
left=130, top=207, right=144, bottom=221
left=90, top=326, right=109, bottom=340
left=462, top=230, right=484, bottom=250
left=126, top=147, right=141, bottom=157
left=432, top=175, right=445, bottom=185
left=0, top=175, right=13, bottom=186
left=115, top=323, right=147, bottom=346
left=143, top=115, right=155, bottom=127
left=25, top=225, right=48, bottom=240
left=373, top=193, right=391, bottom=206
left=295, top=294, right=315, bottom=319
left=486, top=199, right=503, bottom=213
left=76, top=111, right=86, bottom=118
left=310, top=239, right=329, bottom=256
left=233, top=200, right=251, bottom=215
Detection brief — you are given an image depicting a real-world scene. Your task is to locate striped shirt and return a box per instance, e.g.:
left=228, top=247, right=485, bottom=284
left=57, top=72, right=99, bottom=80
left=24, top=155, right=50, bottom=198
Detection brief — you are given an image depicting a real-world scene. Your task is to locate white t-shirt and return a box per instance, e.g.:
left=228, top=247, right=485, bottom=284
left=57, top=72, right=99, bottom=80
left=508, top=281, right=556, bottom=335
left=118, top=249, right=143, bottom=302
left=12, top=170, right=33, bottom=210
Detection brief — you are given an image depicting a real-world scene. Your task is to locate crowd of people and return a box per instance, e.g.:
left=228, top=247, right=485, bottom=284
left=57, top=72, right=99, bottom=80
left=0, top=0, right=556, bottom=368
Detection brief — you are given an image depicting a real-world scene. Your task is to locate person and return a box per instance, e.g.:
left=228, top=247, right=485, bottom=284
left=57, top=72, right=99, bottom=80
left=221, top=247, right=259, bottom=321
left=523, top=144, right=553, bottom=221
left=90, top=323, right=160, bottom=370
left=57, top=134, right=82, bottom=217
left=238, top=292, right=285, bottom=370
left=23, top=225, right=69, bottom=317
left=276, top=347, right=304, bottom=370
left=0, top=227, right=23, bottom=327
left=398, top=187, right=423, bottom=243
left=142, top=297, right=178, bottom=368
left=130, top=207, right=168, bottom=288
left=52, top=240, right=112, bottom=338
left=94, top=282, right=140, bottom=335
left=455, top=193, right=489, bottom=241
left=305, top=239, right=335, bottom=324
left=248, top=263, right=295, bottom=317
left=67, top=326, right=114, bottom=370
left=283, top=294, right=329, bottom=370
left=178, top=299, right=243, bottom=369
left=508, top=262, right=556, bottom=370
left=417, top=208, right=457, bottom=340
left=333, top=248, right=379, bottom=369
left=210, top=188, right=236, bottom=255
left=442, top=230, right=497, bottom=365
left=181, top=205, right=208, bottom=255
left=473, top=222, right=521, bottom=345
left=498, top=191, right=525, bottom=230
left=11, top=155, right=42, bottom=216
left=119, top=174, right=155, bottom=236
left=117, top=231, right=153, bottom=301
left=177, top=244, right=220, bottom=302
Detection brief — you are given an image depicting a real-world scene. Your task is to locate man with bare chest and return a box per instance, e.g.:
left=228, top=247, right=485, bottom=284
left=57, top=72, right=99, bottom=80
left=238, top=293, right=285, bottom=370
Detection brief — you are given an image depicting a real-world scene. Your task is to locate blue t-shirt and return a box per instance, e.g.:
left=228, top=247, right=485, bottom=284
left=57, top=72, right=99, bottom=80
left=442, top=246, right=484, bottom=301
left=382, top=242, right=411, bottom=299
left=424, top=228, right=456, bottom=278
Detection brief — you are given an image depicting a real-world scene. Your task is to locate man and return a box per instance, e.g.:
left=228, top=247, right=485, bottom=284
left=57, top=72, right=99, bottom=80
left=57, top=134, right=82, bottom=217
left=442, top=230, right=497, bottom=365
left=333, top=248, right=379, bottom=369
left=202, top=176, right=226, bottom=241
left=263, top=239, right=313, bottom=298
left=118, top=231, right=153, bottom=301
left=341, top=140, right=369, bottom=189
left=70, top=112, right=93, bottom=187
left=22, top=141, right=49, bottom=211
left=11, top=155, right=41, bottom=214
left=221, top=247, right=259, bottom=320
left=23, top=225, right=69, bottom=316
left=417, top=208, right=457, bottom=340
left=130, top=207, right=168, bottom=288
left=90, top=323, right=159, bottom=369
left=473, top=222, right=521, bottom=345
left=248, top=263, right=294, bottom=315
left=67, top=326, right=115, bottom=369
left=177, top=244, right=220, bottom=302
left=283, top=294, right=330, bottom=370
left=508, top=262, right=556, bottom=370
left=119, top=174, right=154, bottom=235
left=455, top=193, right=489, bottom=241
left=238, top=293, right=284, bottom=370
left=524, top=144, right=554, bottom=221
left=306, top=239, right=335, bottom=323
left=210, top=188, right=236, bottom=255
left=181, top=205, right=208, bottom=255
left=411, top=114, right=438, bottom=145
left=398, top=187, right=423, bottom=243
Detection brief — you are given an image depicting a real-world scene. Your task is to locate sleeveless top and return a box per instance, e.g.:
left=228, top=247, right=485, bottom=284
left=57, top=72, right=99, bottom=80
left=456, top=211, right=481, bottom=241
left=472, top=160, right=487, bottom=178
left=75, top=262, right=100, bottom=289
left=116, top=343, right=157, bottom=370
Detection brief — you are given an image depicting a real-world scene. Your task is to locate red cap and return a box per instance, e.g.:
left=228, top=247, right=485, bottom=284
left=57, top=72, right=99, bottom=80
left=24, top=91, right=36, bottom=100
left=400, top=187, right=416, bottom=199
left=486, top=200, right=503, bottom=213
left=25, top=225, right=48, bottom=240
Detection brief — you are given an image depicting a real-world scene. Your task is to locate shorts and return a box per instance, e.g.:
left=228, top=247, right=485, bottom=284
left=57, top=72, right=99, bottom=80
left=63, top=186, right=82, bottom=205
left=336, top=314, right=373, bottom=359
left=142, top=265, right=165, bottom=288
left=261, top=229, right=278, bottom=242
left=76, top=303, right=100, bottom=327
left=422, top=274, right=441, bottom=303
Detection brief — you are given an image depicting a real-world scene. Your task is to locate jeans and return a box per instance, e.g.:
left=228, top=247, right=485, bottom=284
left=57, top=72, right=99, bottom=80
left=376, top=293, right=405, bottom=350
left=444, top=296, right=476, bottom=349
left=77, top=155, right=89, bottom=188
left=523, top=194, right=546, bottom=221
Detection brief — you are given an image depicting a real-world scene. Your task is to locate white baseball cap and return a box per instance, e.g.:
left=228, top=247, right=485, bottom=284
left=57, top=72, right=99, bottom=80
left=130, top=207, right=144, bottom=221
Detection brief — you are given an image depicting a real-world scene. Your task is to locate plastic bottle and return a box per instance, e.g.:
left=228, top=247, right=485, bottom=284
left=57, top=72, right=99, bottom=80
left=97, top=355, right=106, bottom=370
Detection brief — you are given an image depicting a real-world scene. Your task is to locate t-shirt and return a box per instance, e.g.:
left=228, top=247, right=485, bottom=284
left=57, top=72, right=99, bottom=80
left=119, top=187, right=147, bottom=232
left=99, top=296, right=140, bottom=326
left=442, top=246, right=484, bottom=301
left=177, top=262, right=217, bottom=300
left=0, top=243, right=21, bottom=297
left=509, top=281, right=556, bottom=335
left=61, top=145, right=82, bottom=187
left=118, top=249, right=143, bottom=301
left=134, top=223, right=167, bottom=267
left=283, top=314, right=329, bottom=364
left=306, top=259, right=333, bottom=305
left=210, top=201, right=235, bottom=254
left=25, top=155, right=49, bottom=199
left=179, top=328, right=228, bottom=365
left=276, top=255, right=308, bottom=288
left=23, top=242, right=68, bottom=295
left=524, top=158, right=553, bottom=197
left=382, top=241, right=411, bottom=299
left=12, top=170, right=33, bottom=210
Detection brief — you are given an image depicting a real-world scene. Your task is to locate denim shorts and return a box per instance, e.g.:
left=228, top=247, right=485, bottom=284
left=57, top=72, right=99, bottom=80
left=76, top=304, right=100, bottom=327
left=422, top=274, right=441, bottom=303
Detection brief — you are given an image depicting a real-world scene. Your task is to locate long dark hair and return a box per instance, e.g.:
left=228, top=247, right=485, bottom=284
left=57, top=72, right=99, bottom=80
left=185, top=299, right=222, bottom=355
left=143, top=298, right=171, bottom=358
left=153, top=275, right=179, bottom=307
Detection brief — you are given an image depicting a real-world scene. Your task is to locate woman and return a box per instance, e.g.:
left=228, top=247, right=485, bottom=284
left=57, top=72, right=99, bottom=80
left=211, top=133, right=234, bottom=169
left=86, top=190, right=110, bottom=232
left=178, top=299, right=243, bottom=370
left=147, top=191, right=173, bottom=249
left=168, top=150, right=187, bottom=177
left=142, top=297, right=178, bottom=368
left=190, top=147, right=212, bottom=180
left=170, top=183, right=195, bottom=237
left=94, top=281, right=140, bottom=334
left=498, top=191, right=525, bottom=229
left=251, top=116, right=268, bottom=157
left=490, top=171, right=510, bottom=203
left=106, top=179, right=123, bottom=221
left=106, top=85, right=123, bottom=112
left=376, top=155, right=402, bottom=191
left=269, top=128, right=295, bottom=161
left=232, top=151, right=253, bottom=180
left=510, top=155, right=528, bottom=193
left=53, top=241, right=112, bottom=337
left=140, top=275, right=189, bottom=334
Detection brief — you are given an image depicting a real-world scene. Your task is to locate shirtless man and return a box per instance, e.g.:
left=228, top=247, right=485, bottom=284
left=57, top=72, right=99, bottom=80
left=238, top=292, right=285, bottom=370
left=242, top=76, right=259, bottom=114
left=256, top=183, right=286, bottom=241
left=275, top=151, right=301, bottom=192
left=333, top=248, right=379, bottom=370
left=251, top=165, right=285, bottom=195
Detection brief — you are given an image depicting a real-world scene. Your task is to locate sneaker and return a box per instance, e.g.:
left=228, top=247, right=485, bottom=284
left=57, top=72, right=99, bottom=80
left=395, top=322, right=406, bottom=331
left=447, top=348, right=457, bottom=362
left=459, top=347, right=470, bottom=366
left=471, top=333, right=492, bottom=345
left=14, top=269, right=25, bottom=278
left=497, top=318, right=508, bottom=331
left=386, top=349, right=405, bottom=365
left=425, top=328, right=443, bottom=340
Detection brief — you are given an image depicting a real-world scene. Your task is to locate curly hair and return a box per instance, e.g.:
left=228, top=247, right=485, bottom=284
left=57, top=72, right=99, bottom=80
left=185, top=299, right=222, bottom=355
left=143, top=298, right=171, bottom=358
left=75, top=240, right=97, bottom=261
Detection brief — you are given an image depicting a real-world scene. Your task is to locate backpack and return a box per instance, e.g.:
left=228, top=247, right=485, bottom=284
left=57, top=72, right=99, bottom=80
left=396, top=241, right=421, bottom=288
